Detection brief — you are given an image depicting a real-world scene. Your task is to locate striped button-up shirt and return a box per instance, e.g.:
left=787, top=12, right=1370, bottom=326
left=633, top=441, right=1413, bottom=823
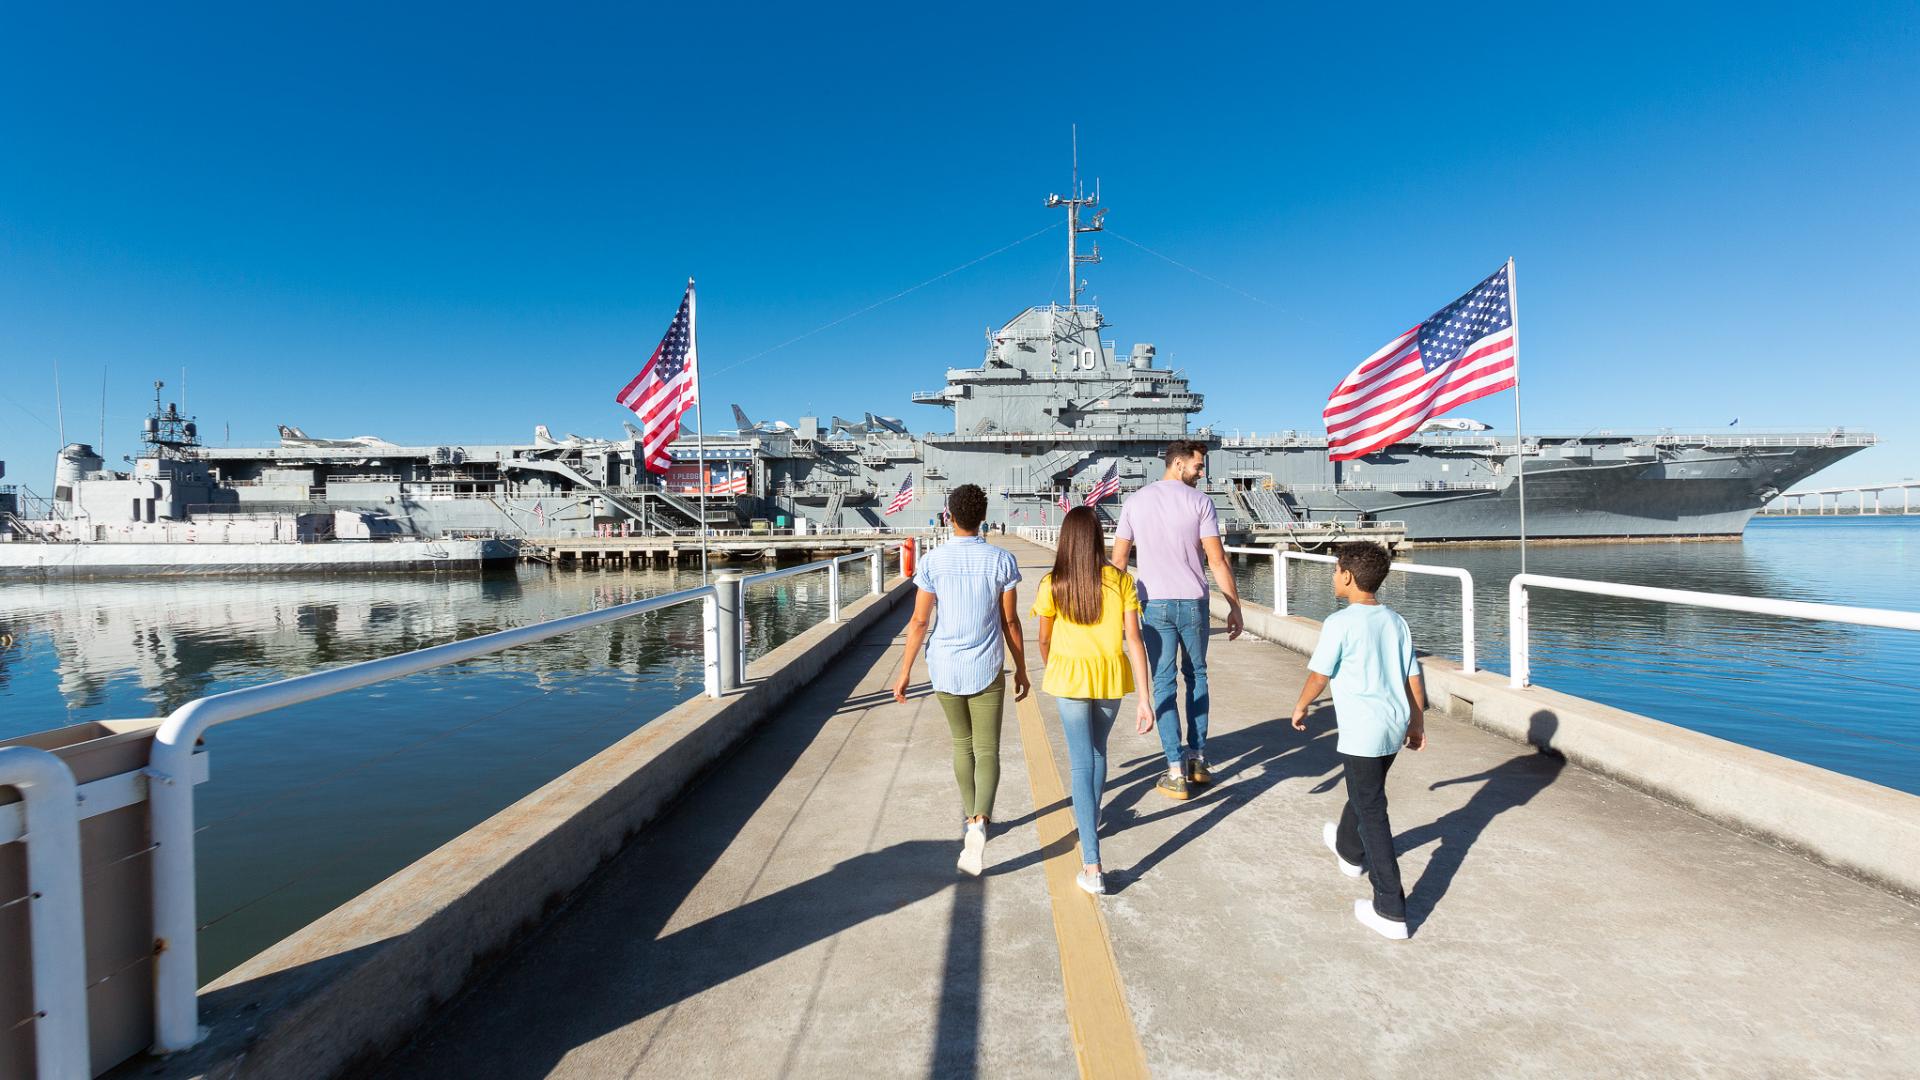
left=913, top=536, right=1023, bottom=695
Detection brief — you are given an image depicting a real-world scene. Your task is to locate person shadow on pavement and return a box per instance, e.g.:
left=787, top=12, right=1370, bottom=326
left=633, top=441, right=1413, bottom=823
left=1096, top=707, right=1345, bottom=892
left=1396, top=711, right=1565, bottom=928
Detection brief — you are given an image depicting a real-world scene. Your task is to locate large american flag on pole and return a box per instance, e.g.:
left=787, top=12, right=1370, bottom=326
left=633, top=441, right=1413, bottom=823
left=1324, top=263, right=1516, bottom=461
left=883, top=475, right=914, bottom=515
left=1083, top=462, right=1121, bottom=506
left=616, top=280, right=700, bottom=474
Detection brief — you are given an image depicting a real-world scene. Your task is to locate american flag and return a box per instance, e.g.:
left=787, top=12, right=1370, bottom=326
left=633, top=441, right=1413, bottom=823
left=1083, top=462, right=1121, bottom=506
left=1056, top=488, right=1073, bottom=513
left=713, top=470, right=748, bottom=496
left=883, top=474, right=914, bottom=515
left=1324, top=262, right=1516, bottom=461
left=615, top=280, right=700, bottom=474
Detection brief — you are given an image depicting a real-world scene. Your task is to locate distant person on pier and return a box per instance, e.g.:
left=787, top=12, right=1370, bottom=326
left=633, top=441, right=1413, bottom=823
left=1032, top=506, right=1155, bottom=896
left=1288, top=541, right=1428, bottom=940
left=1110, top=439, right=1245, bottom=802
left=893, top=484, right=1027, bottom=876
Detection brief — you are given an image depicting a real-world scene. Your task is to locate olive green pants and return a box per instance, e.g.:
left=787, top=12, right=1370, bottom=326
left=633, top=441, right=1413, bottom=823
left=935, top=674, right=1005, bottom=820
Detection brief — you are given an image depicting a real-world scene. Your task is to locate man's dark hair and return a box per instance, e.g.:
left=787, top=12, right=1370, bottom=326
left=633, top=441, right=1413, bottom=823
left=1336, top=542, right=1391, bottom=594
left=1163, top=440, right=1207, bottom=467
left=947, top=484, right=988, bottom=531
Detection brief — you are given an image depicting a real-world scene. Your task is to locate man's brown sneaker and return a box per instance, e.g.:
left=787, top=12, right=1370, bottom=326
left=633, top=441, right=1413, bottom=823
left=1156, top=772, right=1192, bottom=800
left=1189, top=755, right=1213, bottom=785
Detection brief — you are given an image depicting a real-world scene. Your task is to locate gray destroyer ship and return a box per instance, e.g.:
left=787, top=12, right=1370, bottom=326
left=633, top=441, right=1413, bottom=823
left=1, top=186, right=1873, bottom=546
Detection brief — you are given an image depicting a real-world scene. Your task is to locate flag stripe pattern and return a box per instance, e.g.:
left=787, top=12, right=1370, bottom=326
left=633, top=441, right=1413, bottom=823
left=884, top=475, right=914, bottom=515
left=616, top=282, right=700, bottom=474
left=1083, top=462, right=1121, bottom=506
left=1324, top=264, right=1516, bottom=461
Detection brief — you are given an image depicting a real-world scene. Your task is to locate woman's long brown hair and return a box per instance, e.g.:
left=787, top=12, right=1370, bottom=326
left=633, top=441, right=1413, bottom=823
left=1048, top=506, right=1108, bottom=625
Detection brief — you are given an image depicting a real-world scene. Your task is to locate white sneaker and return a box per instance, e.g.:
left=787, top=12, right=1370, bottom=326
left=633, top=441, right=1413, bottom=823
left=1354, top=899, right=1410, bottom=940
left=1076, top=868, right=1106, bottom=896
left=958, top=822, right=986, bottom=876
left=1322, top=822, right=1364, bottom=878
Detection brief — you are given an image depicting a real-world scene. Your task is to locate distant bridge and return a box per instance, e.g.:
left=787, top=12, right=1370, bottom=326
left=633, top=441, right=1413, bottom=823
left=1762, top=480, right=1920, bottom=515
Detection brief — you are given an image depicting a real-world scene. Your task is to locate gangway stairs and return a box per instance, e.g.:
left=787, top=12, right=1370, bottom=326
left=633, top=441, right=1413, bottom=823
left=505, top=459, right=723, bottom=534
left=1247, top=488, right=1299, bottom=525
left=822, top=489, right=846, bottom=527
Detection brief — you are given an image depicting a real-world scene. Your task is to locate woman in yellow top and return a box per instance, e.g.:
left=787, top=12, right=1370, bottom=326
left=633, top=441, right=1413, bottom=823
left=1031, top=506, right=1154, bottom=896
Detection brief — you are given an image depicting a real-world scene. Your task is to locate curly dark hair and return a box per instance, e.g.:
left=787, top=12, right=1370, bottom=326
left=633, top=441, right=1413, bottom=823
left=946, top=484, right=988, bottom=531
left=1336, top=541, right=1391, bottom=594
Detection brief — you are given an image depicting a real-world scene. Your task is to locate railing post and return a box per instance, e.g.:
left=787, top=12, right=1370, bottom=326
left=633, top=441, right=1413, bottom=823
left=702, top=594, right=721, bottom=698
left=1456, top=571, right=1477, bottom=675
left=1277, top=549, right=1291, bottom=617
left=870, top=546, right=882, bottom=596
left=714, top=572, right=743, bottom=692
left=828, top=560, right=842, bottom=623
left=1271, top=543, right=1285, bottom=612
left=1508, top=575, right=1530, bottom=689
left=0, top=747, right=88, bottom=1080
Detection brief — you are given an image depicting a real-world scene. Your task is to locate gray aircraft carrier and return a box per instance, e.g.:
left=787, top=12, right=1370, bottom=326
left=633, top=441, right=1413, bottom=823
left=3, top=184, right=1874, bottom=546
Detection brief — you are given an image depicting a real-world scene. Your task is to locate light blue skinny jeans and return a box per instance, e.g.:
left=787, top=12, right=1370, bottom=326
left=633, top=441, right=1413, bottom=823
left=1056, top=697, right=1119, bottom=864
left=1142, top=598, right=1210, bottom=769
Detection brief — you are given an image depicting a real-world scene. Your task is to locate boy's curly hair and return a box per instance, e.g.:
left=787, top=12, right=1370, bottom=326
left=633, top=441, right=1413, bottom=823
left=947, top=484, right=988, bottom=531
left=1336, top=541, right=1391, bottom=594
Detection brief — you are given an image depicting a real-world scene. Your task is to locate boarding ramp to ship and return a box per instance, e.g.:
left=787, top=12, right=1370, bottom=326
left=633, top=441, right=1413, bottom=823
left=12, top=541, right=1919, bottom=1078
left=504, top=457, right=725, bottom=534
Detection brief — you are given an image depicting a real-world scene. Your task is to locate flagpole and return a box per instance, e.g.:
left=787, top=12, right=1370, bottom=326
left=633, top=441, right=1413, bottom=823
left=1507, top=256, right=1527, bottom=573
left=689, top=277, right=709, bottom=581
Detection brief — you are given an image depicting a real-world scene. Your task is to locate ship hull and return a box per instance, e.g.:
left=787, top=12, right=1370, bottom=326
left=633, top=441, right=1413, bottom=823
left=0, top=538, right=518, bottom=577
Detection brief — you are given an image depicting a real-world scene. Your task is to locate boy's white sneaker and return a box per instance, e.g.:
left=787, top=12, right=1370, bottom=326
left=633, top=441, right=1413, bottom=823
left=1323, top=821, right=1364, bottom=878
left=1076, top=868, right=1106, bottom=896
left=958, top=822, right=986, bottom=876
left=1354, top=899, right=1410, bottom=940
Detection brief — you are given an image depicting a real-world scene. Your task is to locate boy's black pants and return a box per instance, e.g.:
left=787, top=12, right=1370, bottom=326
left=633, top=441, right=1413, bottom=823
left=1335, top=751, right=1407, bottom=922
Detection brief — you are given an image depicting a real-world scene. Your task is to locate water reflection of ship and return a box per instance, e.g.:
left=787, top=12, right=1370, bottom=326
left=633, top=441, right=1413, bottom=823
left=1, top=570, right=792, bottom=715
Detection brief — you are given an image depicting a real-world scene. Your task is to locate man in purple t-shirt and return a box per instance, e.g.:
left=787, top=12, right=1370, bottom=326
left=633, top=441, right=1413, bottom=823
left=1111, top=440, right=1245, bottom=801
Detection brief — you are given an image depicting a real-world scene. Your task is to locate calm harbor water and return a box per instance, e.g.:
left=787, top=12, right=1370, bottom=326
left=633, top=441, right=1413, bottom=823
left=1228, top=516, right=1920, bottom=797
left=1, top=519, right=1915, bottom=978
left=0, top=563, right=840, bottom=979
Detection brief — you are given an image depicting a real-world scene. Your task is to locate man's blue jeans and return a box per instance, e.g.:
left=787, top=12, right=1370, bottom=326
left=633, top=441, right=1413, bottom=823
left=1142, top=598, right=1210, bottom=769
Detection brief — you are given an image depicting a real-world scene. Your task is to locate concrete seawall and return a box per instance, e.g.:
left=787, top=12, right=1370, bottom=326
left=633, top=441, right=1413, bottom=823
left=1214, top=594, right=1920, bottom=900
left=117, top=578, right=915, bottom=1080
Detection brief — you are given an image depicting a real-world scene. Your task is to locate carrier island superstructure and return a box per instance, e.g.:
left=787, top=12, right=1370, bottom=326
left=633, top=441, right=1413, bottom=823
left=4, top=187, right=1875, bottom=548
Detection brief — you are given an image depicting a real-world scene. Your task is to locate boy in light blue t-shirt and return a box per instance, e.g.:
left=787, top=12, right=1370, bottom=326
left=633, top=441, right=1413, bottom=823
left=1290, top=542, right=1428, bottom=940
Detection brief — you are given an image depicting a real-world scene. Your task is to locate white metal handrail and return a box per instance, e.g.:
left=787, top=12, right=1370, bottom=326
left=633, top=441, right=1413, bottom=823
left=1226, top=546, right=1476, bottom=675
left=141, top=539, right=915, bottom=1053
left=1507, top=574, right=1920, bottom=689
left=0, top=746, right=88, bottom=1080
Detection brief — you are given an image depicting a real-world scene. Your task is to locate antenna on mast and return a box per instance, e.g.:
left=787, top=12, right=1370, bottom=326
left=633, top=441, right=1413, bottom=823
left=1045, top=124, right=1104, bottom=306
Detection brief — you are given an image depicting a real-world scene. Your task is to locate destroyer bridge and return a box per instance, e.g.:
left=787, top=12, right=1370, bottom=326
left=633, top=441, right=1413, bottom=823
left=5, top=537, right=1915, bottom=1078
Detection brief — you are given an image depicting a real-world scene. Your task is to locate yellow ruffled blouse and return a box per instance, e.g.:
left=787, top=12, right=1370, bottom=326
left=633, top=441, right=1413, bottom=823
left=1030, top=566, right=1141, bottom=700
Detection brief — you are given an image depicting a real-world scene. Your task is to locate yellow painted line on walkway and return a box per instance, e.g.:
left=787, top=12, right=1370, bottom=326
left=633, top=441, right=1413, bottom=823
left=1015, top=691, right=1152, bottom=1080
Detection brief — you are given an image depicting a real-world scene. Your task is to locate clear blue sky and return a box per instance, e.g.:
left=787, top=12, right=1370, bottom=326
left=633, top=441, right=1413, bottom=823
left=3, top=2, right=1915, bottom=493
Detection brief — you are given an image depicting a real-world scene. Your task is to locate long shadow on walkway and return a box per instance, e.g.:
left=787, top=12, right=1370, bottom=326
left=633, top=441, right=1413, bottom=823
left=1396, top=711, right=1566, bottom=926
left=1099, top=709, right=1345, bottom=891
left=380, top=601, right=1061, bottom=1080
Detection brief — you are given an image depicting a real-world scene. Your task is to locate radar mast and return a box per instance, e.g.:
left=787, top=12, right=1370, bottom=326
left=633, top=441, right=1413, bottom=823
left=142, top=380, right=200, bottom=459
left=1045, top=125, right=1105, bottom=306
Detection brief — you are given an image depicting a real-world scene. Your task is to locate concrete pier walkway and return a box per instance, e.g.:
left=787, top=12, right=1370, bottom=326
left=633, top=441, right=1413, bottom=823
left=377, top=539, right=1920, bottom=1078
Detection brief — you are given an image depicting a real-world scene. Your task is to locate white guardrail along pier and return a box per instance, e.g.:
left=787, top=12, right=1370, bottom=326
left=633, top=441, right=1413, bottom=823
left=1506, top=574, right=1920, bottom=690
left=0, top=746, right=88, bottom=1080
left=1226, top=545, right=1477, bottom=675
left=141, top=541, right=911, bottom=1054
